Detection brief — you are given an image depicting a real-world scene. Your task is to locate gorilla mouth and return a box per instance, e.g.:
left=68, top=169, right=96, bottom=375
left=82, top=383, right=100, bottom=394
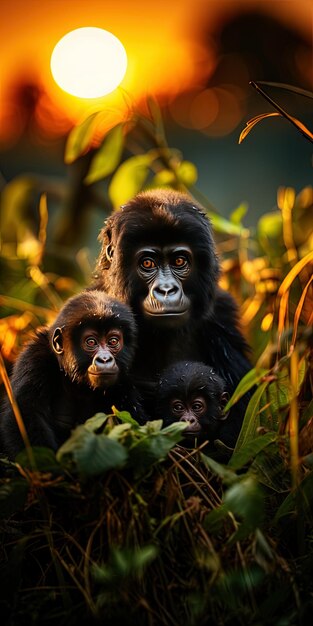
left=144, top=300, right=189, bottom=316
left=184, top=429, right=202, bottom=436
left=146, top=309, right=188, bottom=316
left=88, top=370, right=118, bottom=388
left=144, top=295, right=190, bottom=317
left=89, top=371, right=117, bottom=377
left=144, top=308, right=189, bottom=329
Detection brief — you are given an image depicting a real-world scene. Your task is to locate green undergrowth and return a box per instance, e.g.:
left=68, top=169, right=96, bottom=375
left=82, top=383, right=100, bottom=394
left=1, top=410, right=313, bottom=626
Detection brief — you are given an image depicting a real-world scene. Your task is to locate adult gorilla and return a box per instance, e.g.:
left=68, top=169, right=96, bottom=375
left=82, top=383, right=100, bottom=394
left=93, top=189, right=251, bottom=445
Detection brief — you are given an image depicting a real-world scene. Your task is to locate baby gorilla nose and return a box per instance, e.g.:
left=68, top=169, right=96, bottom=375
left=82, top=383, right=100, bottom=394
left=93, top=350, right=114, bottom=367
left=180, top=411, right=201, bottom=433
left=87, top=344, right=120, bottom=389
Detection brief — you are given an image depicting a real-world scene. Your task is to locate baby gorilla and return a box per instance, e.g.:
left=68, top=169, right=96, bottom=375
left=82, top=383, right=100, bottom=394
left=154, top=361, right=235, bottom=455
left=0, top=290, right=143, bottom=458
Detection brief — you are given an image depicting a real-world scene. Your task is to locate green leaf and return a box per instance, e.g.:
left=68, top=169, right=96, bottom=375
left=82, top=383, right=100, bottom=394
left=16, top=446, right=60, bottom=471
left=234, top=381, right=269, bottom=452
left=203, top=504, right=229, bottom=533
left=274, top=471, right=313, bottom=523
left=0, top=479, right=29, bottom=518
left=109, top=151, right=159, bottom=209
left=261, top=375, right=291, bottom=430
left=84, top=123, right=124, bottom=184
left=150, top=169, right=176, bottom=187
left=224, top=476, right=264, bottom=535
left=257, top=212, right=282, bottom=239
left=158, top=421, right=188, bottom=440
left=228, top=432, right=278, bottom=470
left=224, top=368, right=269, bottom=412
left=139, top=419, right=163, bottom=434
left=64, top=112, right=99, bottom=164
left=108, top=423, right=132, bottom=440
left=175, top=161, right=198, bottom=186
left=200, top=453, right=237, bottom=484
left=112, top=407, right=140, bottom=426
left=206, top=210, right=246, bottom=236
left=56, top=426, right=128, bottom=476
left=216, top=565, right=264, bottom=605
left=229, top=203, right=248, bottom=226
left=83, top=413, right=110, bottom=432
left=92, top=545, right=158, bottom=585
left=190, top=192, right=246, bottom=236
left=250, top=443, right=289, bottom=493
left=128, top=421, right=186, bottom=474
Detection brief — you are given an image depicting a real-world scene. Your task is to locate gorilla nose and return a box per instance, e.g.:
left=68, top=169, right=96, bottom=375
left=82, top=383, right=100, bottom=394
left=180, top=414, right=197, bottom=425
left=180, top=413, right=200, bottom=432
left=154, top=284, right=179, bottom=299
left=93, top=352, right=113, bottom=366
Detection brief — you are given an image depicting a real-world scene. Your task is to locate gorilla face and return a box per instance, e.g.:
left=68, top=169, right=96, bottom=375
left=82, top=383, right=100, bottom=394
left=94, top=189, right=220, bottom=328
left=135, top=244, right=193, bottom=327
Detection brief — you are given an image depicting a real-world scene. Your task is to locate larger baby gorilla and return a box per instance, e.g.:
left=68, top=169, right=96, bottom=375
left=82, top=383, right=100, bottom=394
left=93, top=189, right=251, bottom=440
left=0, top=291, right=142, bottom=458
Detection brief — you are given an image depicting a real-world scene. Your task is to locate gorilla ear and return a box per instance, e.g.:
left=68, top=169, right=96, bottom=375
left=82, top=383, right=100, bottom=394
left=220, top=391, right=230, bottom=420
left=52, top=327, right=64, bottom=355
left=103, top=226, right=114, bottom=263
left=105, top=243, right=114, bottom=262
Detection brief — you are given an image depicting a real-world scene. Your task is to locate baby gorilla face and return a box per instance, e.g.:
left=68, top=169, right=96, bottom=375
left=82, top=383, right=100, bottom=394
left=82, top=326, right=123, bottom=389
left=51, top=291, right=137, bottom=392
left=169, top=394, right=208, bottom=434
left=155, top=361, right=229, bottom=447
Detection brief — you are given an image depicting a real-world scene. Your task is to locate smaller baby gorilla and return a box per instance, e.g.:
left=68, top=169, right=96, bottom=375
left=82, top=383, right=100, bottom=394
left=154, top=361, right=234, bottom=455
left=0, top=290, right=143, bottom=458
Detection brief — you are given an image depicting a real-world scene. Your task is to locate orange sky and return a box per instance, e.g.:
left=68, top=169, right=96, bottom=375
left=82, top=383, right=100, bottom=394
left=1, top=0, right=209, bottom=124
left=1, top=0, right=312, bottom=140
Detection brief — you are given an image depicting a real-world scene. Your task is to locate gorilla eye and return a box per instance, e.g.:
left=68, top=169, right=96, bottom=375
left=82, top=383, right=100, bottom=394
left=192, top=399, right=206, bottom=413
left=84, top=336, right=98, bottom=350
left=140, top=258, right=156, bottom=270
left=107, top=336, right=120, bottom=348
left=107, top=330, right=123, bottom=351
left=174, top=256, right=187, bottom=268
left=171, top=400, right=185, bottom=413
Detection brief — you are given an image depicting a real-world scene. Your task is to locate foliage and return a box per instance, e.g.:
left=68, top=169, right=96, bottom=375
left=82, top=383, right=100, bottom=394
left=239, top=81, right=313, bottom=144
left=0, top=94, right=313, bottom=625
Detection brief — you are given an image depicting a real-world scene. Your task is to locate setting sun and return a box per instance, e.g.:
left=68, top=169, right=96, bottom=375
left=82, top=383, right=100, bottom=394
left=50, top=27, right=128, bottom=98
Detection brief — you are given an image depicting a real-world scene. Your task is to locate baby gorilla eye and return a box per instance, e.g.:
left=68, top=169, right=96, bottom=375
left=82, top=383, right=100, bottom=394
left=84, top=336, right=98, bottom=350
left=171, top=400, right=185, bottom=413
left=140, top=258, right=156, bottom=270
left=107, top=336, right=120, bottom=348
left=192, top=399, right=206, bottom=413
left=106, top=330, right=123, bottom=352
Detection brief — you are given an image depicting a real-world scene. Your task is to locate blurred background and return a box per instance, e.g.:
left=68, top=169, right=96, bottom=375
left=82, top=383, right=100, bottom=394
left=0, top=0, right=312, bottom=251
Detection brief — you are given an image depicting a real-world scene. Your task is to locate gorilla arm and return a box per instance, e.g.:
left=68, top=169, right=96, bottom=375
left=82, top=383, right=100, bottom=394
left=0, top=331, right=60, bottom=457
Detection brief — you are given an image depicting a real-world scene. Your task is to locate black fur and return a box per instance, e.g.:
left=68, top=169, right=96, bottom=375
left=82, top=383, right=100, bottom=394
left=155, top=361, right=238, bottom=453
left=92, top=189, right=252, bottom=442
left=0, top=291, right=143, bottom=458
